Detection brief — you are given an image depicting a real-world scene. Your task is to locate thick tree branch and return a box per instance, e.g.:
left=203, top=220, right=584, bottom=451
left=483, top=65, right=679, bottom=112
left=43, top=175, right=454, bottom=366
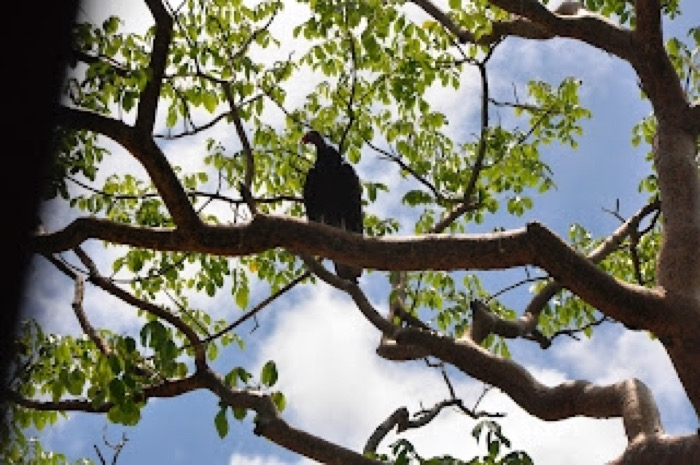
left=490, top=0, right=632, bottom=57
left=411, top=0, right=633, bottom=59
left=32, top=214, right=530, bottom=270
left=652, top=127, right=700, bottom=298
left=56, top=106, right=201, bottom=230
left=634, top=0, right=662, bottom=45
left=471, top=201, right=662, bottom=344
left=685, top=101, right=700, bottom=134
left=628, top=6, right=688, bottom=126
left=33, top=214, right=682, bottom=335
left=631, top=4, right=700, bottom=301
left=396, top=327, right=663, bottom=441
left=611, top=433, right=700, bottom=465
left=137, top=0, right=173, bottom=134
left=56, top=105, right=133, bottom=142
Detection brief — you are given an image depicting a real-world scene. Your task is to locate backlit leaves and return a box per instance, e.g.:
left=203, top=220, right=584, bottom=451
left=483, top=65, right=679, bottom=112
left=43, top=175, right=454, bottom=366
left=260, top=360, right=278, bottom=387
left=214, top=407, right=230, bottom=438
left=16, top=0, right=676, bottom=458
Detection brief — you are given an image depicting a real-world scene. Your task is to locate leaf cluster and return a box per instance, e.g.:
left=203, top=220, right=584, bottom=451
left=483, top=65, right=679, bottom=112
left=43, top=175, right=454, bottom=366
left=14, top=0, right=689, bottom=461
left=373, top=420, right=531, bottom=464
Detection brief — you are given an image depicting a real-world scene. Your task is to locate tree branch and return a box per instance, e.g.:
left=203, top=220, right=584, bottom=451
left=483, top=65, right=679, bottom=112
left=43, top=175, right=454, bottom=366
left=364, top=407, right=410, bottom=455
left=8, top=374, right=203, bottom=413
left=625, top=1, right=688, bottom=129
left=137, top=0, right=173, bottom=134
left=199, top=367, right=382, bottom=465
left=34, top=214, right=683, bottom=335
left=72, top=246, right=208, bottom=369
left=396, top=327, right=663, bottom=441
left=37, top=251, right=117, bottom=357
left=364, top=371, right=504, bottom=455
left=373, top=142, right=453, bottom=204
left=411, top=0, right=633, bottom=60
left=377, top=272, right=432, bottom=361
left=56, top=106, right=201, bottom=230
left=66, top=174, right=300, bottom=209
left=71, top=49, right=131, bottom=77
left=634, top=0, right=662, bottom=45
left=611, top=433, right=700, bottom=465
left=686, top=100, right=700, bottom=134
left=433, top=55, right=493, bottom=232
left=363, top=401, right=473, bottom=455
left=470, top=200, right=662, bottom=344
left=199, top=271, right=311, bottom=345
left=491, top=0, right=632, bottom=56
left=223, top=84, right=256, bottom=192
left=299, top=254, right=396, bottom=335
left=71, top=274, right=113, bottom=357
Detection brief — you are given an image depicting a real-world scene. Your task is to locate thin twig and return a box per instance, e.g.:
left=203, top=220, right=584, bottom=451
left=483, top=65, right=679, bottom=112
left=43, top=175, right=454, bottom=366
left=200, top=271, right=311, bottom=345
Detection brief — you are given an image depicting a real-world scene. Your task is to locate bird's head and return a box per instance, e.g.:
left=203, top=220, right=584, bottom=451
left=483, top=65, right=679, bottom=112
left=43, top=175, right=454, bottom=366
left=301, top=130, right=324, bottom=147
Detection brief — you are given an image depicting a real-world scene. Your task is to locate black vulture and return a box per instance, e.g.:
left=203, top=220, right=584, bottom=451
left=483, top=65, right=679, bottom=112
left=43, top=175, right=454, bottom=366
left=301, top=130, right=363, bottom=281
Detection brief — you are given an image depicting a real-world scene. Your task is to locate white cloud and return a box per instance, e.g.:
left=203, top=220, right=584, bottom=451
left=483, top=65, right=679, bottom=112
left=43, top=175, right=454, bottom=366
left=229, top=453, right=307, bottom=465
left=554, top=327, right=693, bottom=430
left=251, top=283, right=648, bottom=464
left=20, top=247, right=145, bottom=336
left=479, top=385, right=627, bottom=464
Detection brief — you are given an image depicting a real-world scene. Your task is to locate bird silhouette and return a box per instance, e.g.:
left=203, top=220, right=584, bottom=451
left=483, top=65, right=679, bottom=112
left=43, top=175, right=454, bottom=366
left=301, top=130, right=363, bottom=281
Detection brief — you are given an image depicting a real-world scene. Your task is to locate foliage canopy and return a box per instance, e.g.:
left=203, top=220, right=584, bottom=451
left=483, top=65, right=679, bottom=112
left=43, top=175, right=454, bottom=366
left=3, top=0, right=699, bottom=464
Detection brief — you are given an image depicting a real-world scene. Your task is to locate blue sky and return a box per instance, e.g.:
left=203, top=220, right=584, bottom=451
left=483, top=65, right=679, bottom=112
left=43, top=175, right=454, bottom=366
left=20, top=1, right=700, bottom=464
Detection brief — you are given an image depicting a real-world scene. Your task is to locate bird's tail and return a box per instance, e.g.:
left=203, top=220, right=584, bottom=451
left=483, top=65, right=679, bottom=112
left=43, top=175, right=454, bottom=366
left=334, top=261, right=362, bottom=282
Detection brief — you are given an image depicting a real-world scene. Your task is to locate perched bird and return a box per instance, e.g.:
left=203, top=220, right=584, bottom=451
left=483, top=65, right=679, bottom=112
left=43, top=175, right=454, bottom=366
left=301, top=130, right=363, bottom=281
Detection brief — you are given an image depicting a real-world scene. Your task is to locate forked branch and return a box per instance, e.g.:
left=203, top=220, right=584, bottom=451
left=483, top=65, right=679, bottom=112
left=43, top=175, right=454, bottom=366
left=411, top=0, right=633, bottom=59
left=395, top=327, right=664, bottom=442
left=470, top=200, right=662, bottom=344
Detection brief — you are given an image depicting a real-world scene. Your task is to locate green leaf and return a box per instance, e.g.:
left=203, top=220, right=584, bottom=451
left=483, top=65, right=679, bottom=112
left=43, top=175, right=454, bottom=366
left=235, top=284, right=249, bottom=309
left=113, top=257, right=125, bottom=273
left=103, top=16, right=120, bottom=34
left=261, top=360, right=278, bottom=387
left=140, top=320, right=167, bottom=349
left=232, top=407, right=247, bottom=420
left=402, top=189, right=433, bottom=206
left=124, top=336, right=137, bottom=353
left=202, top=91, right=218, bottom=113
left=108, top=378, right=126, bottom=403
left=66, top=369, right=85, bottom=396
left=270, top=391, right=286, bottom=412
left=166, top=106, right=178, bottom=128
left=214, top=407, right=229, bottom=438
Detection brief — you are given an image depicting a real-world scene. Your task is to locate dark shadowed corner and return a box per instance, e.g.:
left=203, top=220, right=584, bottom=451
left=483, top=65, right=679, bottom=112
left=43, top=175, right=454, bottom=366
left=1, top=1, right=79, bottom=416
